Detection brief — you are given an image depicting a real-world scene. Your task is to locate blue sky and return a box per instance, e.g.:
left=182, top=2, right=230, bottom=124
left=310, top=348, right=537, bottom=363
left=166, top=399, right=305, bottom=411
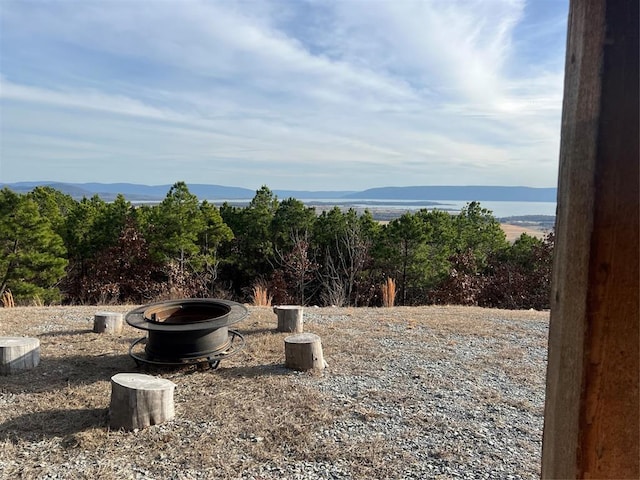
left=0, top=0, right=568, bottom=191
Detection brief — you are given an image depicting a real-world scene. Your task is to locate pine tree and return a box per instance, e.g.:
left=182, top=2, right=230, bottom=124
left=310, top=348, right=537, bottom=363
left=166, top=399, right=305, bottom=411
left=0, top=188, right=67, bottom=304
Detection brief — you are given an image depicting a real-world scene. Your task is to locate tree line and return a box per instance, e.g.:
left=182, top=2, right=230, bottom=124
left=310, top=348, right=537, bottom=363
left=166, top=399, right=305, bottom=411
left=0, top=182, right=553, bottom=309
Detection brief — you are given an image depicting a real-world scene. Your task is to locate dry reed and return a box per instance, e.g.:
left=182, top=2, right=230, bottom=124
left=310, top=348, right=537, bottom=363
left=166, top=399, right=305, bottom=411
left=381, top=278, right=397, bottom=307
left=251, top=282, right=272, bottom=307
left=1, top=290, right=14, bottom=308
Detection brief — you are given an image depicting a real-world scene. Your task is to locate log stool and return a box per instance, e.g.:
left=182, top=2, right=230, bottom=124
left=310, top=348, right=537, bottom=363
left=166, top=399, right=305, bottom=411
left=93, top=311, right=124, bottom=334
left=284, top=333, right=326, bottom=371
left=274, top=305, right=304, bottom=333
left=0, top=337, right=40, bottom=375
left=109, top=373, right=176, bottom=431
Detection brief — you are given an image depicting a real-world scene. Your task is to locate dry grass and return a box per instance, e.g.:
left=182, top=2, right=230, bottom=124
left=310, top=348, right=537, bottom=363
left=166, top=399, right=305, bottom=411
left=0, top=305, right=549, bottom=478
left=1, top=290, right=14, bottom=308
left=380, top=277, right=397, bottom=307
left=501, top=223, right=548, bottom=242
left=374, top=222, right=548, bottom=242
left=251, top=282, right=272, bottom=307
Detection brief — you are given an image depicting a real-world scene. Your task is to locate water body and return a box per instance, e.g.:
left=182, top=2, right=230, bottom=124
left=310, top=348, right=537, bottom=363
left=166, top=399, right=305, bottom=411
left=336, top=200, right=557, bottom=218
left=218, top=198, right=557, bottom=219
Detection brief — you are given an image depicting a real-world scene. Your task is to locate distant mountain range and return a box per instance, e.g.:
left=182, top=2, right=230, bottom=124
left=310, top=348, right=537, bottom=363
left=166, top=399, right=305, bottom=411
left=2, top=181, right=557, bottom=203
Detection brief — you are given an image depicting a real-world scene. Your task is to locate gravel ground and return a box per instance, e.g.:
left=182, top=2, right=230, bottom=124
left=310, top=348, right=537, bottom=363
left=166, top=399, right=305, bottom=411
left=0, top=305, right=548, bottom=479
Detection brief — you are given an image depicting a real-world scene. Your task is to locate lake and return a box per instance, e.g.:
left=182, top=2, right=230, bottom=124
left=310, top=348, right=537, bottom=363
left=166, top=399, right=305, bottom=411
left=215, top=198, right=557, bottom=220
left=301, top=199, right=556, bottom=218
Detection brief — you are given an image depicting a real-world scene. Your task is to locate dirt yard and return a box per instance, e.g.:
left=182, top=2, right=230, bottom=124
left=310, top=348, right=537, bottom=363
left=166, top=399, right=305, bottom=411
left=0, top=305, right=549, bottom=479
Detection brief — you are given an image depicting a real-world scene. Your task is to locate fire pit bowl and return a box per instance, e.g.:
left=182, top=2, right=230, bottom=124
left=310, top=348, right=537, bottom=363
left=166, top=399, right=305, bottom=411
left=126, top=299, right=248, bottom=368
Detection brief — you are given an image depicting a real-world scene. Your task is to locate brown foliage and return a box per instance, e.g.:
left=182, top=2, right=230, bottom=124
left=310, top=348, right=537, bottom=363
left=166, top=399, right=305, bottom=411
left=477, top=232, right=554, bottom=310
left=262, top=271, right=293, bottom=305
left=429, top=250, right=483, bottom=306
left=64, top=220, right=168, bottom=304
left=430, top=233, right=554, bottom=310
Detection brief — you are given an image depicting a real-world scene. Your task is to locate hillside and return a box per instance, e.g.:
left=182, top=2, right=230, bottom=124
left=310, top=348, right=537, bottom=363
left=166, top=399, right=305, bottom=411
left=344, top=185, right=557, bottom=202
left=3, top=182, right=556, bottom=203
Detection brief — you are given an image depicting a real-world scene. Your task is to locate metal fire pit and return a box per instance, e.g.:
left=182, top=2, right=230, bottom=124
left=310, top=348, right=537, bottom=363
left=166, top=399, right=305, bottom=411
left=125, top=298, right=248, bottom=369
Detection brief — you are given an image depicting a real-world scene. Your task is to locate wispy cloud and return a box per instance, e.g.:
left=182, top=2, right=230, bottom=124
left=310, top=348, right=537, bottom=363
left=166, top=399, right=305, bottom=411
left=0, top=78, right=174, bottom=120
left=0, top=0, right=568, bottom=189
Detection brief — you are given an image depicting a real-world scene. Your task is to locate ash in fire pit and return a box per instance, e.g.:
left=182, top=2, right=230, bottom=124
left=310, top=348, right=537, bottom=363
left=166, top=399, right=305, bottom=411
left=126, top=299, right=248, bottom=369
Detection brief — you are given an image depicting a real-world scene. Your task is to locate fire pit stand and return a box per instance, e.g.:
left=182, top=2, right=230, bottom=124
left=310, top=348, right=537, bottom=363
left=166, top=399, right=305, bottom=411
left=125, top=299, right=248, bottom=369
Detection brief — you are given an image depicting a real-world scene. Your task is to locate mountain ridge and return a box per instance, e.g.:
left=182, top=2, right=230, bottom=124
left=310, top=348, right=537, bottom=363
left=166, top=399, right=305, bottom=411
left=2, top=182, right=557, bottom=203
left=345, top=185, right=557, bottom=202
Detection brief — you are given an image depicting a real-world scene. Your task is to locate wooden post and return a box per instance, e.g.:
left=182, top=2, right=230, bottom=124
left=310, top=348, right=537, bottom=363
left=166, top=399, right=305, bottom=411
left=109, top=373, right=176, bottom=431
left=284, top=333, right=326, bottom=371
left=542, top=0, right=639, bottom=478
left=93, top=311, right=124, bottom=334
left=0, top=337, right=40, bottom=375
left=274, top=305, right=304, bottom=333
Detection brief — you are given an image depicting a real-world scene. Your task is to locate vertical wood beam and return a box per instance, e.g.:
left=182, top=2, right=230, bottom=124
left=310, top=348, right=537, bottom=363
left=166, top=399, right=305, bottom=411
left=542, top=0, right=639, bottom=478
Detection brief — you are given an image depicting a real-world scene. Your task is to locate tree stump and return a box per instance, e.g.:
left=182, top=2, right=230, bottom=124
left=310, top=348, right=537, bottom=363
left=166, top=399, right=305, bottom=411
left=284, top=333, right=326, bottom=371
left=274, top=305, right=304, bottom=333
left=109, top=373, right=176, bottom=431
left=93, top=311, right=124, bottom=334
left=0, top=337, right=40, bottom=375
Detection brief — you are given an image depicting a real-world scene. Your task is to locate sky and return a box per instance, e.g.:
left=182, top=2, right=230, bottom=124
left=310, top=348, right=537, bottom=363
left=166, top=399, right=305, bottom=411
left=0, top=0, right=569, bottom=192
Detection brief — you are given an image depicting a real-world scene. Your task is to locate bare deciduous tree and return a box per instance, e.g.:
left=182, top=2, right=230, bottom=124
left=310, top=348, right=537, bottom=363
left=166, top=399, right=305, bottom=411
left=318, top=219, right=371, bottom=306
left=275, top=230, right=318, bottom=305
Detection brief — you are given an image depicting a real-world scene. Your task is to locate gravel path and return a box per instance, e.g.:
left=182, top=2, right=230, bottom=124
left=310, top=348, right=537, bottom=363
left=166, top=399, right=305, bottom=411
left=0, top=306, right=548, bottom=479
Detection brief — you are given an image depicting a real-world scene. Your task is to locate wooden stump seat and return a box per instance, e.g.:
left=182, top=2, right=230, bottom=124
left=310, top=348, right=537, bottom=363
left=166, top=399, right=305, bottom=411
left=0, top=337, right=40, bottom=375
left=109, top=373, right=176, bottom=431
left=274, top=305, right=304, bottom=333
left=284, top=333, right=326, bottom=371
left=93, top=311, right=124, bottom=334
